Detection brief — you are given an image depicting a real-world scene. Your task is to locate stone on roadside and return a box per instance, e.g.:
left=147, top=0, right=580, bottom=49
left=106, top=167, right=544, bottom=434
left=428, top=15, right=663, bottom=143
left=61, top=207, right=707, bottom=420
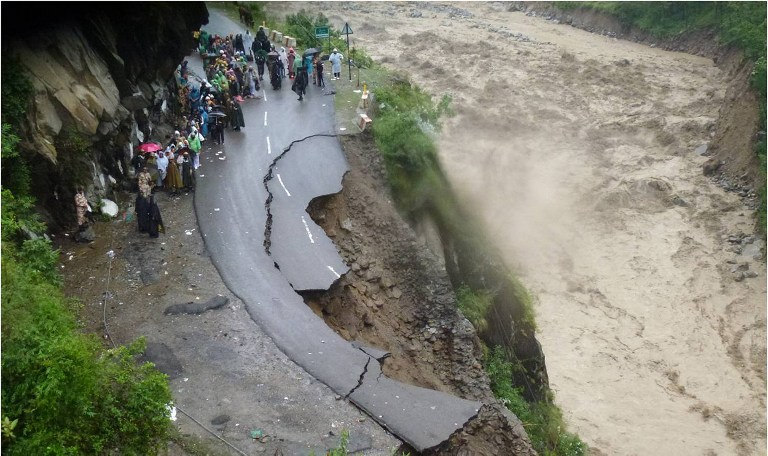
left=164, top=295, right=229, bottom=315
left=76, top=226, right=96, bottom=243
left=211, top=414, right=231, bottom=425
left=100, top=198, right=119, bottom=217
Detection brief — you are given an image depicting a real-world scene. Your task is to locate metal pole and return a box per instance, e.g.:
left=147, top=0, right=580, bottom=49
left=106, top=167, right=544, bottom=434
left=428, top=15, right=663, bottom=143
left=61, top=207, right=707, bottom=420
left=346, top=30, right=351, bottom=81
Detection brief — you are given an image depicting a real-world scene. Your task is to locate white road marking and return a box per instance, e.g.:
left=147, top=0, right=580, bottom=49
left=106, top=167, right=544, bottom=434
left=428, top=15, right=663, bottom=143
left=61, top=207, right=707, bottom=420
left=263, top=90, right=267, bottom=102
left=276, top=173, right=291, bottom=196
left=264, top=111, right=268, bottom=126
left=301, top=216, right=315, bottom=244
left=327, top=266, right=341, bottom=279
left=267, top=136, right=272, bottom=154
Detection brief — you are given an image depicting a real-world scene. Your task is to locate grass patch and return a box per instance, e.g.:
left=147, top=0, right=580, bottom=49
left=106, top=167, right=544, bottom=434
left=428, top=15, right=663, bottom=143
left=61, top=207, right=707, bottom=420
left=456, top=285, right=494, bottom=332
left=1, top=249, right=173, bottom=455
left=486, top=347, right=586, bottom=456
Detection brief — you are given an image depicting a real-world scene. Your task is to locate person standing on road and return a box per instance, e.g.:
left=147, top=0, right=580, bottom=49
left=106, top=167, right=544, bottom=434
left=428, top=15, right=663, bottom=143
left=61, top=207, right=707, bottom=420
left=213, top=116, right=225, bottom=144
left=147, top=195, right=164, bottom=238
left=230, top=98, right=245, bottom=131
left=164, top=150, right=184, bottom=195
left=279, top=47, right=288, bottom=78
left=287, top=48, right=296, bottom=79
left=135, top=168, right=152, bottom=233
left=316, top=57, right=325, bottom=88
left=137, top=166, right=153, bottom=199
left=187, top=127, right=202, bottom=169
left=305, top=54, right=313, bottom=85
left=156, top=151, right=169, bottom=188
left=245, top=66, right=257, bottom=97
left=329, top=48, right=343, bottom=80
left=243, top=30, right=254, bottom=59
left=256, top=26, right=267, bottom=43
left=292, top=63, right=308, bottom=101
left=74, top=188, right=89, bottom=229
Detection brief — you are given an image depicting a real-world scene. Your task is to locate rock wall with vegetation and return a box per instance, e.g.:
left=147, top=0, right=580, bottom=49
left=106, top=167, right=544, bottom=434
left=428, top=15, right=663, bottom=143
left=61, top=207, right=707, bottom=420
left=1, top=3, right=208, bottom=453
left=1, top=2, right=208, bottom=228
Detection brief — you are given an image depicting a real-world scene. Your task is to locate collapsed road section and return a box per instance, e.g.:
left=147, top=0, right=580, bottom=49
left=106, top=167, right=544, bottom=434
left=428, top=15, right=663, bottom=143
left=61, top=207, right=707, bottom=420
left=192, top=10, right=486, bottom=449
left=262, top=134, right=349, bottom=291
left=197, top=123, right=483, bottom=452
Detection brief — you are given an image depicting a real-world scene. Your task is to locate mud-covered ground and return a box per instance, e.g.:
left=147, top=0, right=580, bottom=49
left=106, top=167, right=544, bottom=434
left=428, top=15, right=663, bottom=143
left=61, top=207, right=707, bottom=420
left=270, top=2, right=766, bottom=455
left=60, top=140, right=398, bottom=456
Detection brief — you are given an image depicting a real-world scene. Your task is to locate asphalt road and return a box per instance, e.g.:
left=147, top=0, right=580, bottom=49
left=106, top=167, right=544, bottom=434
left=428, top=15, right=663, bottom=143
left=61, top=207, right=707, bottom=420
left=192, top=10, right=482, bottom=452
left=268, top=135, right=350, bottom=291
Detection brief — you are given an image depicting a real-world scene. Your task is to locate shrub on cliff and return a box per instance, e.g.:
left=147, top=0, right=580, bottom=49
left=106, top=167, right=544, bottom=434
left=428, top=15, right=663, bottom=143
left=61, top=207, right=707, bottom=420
left=486, top=347, right=586, bottom=456
left=1, top=63, right=173, bottom=455
left=1, top=251, right=172, bottom=454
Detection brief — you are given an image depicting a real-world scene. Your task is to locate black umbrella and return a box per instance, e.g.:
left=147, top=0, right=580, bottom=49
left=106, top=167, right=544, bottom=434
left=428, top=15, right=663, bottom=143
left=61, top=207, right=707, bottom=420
left=207, top=111, right=227, bottom=118
left=303, top=48, right=320, bottom=57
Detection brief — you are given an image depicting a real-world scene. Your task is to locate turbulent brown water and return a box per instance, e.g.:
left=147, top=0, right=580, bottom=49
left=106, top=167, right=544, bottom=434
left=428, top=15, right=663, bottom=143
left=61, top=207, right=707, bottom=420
left=270, top=2, right=767, bottom=454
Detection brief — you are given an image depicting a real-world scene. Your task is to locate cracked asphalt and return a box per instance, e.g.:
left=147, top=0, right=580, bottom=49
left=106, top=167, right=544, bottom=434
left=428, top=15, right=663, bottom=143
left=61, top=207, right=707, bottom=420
left=193, top=9, right=482, bottom=452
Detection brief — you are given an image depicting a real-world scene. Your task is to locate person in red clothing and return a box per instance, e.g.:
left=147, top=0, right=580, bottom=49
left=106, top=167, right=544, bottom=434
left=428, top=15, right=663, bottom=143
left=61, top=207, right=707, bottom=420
left=287, top=47, right=296, bottom=79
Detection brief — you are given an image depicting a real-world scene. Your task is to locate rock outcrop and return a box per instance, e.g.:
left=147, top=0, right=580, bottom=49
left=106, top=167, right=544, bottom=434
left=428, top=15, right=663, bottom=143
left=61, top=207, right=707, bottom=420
left=1, top=3, right=208, bottom=227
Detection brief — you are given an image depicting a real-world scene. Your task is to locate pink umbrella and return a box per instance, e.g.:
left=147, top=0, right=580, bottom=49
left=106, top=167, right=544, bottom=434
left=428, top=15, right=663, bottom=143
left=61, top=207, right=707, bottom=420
left=138, top=142, right=162, bottom=153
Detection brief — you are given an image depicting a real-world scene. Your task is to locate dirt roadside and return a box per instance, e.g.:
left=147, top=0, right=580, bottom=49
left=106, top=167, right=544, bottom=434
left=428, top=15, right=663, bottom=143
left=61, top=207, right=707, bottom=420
left=60, top=139, right=399, bottom=456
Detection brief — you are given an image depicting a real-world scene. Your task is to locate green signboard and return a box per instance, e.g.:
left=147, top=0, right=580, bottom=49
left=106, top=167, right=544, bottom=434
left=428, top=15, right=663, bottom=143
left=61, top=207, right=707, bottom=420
left=315, top=26, right=329, bottom=38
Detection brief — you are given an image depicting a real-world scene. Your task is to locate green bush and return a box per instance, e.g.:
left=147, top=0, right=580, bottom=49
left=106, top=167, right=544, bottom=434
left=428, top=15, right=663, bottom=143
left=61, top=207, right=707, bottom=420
left=18, top=238, right=61, bottom=286
left=371, top=81, right=457, bottom=215
left=350, top=46, right=376, bottom=69
left=1, top=57, right=32, bottom=126
left=1, top=249, right=173, bottom=455
left=0, top=65, right=173, bottom=454
left=456, top=285, right=494, bottom=332
left=486, top=347, right=586, bottom=456
left=1, top=189, right=44, bottom=242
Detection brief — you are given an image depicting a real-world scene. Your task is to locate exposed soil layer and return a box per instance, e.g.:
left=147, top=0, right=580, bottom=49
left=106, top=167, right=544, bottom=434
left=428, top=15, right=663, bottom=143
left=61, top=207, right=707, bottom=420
left=305, top=131, right=491, bottom=402
left=305, top=131, right=535, bottom=455
left=273, top=2, right=767, bottom=455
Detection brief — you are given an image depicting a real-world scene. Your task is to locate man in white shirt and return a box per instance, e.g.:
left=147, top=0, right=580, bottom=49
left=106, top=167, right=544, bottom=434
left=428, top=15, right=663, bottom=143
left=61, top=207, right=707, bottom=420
left=329, top=49, right=343, bottom=80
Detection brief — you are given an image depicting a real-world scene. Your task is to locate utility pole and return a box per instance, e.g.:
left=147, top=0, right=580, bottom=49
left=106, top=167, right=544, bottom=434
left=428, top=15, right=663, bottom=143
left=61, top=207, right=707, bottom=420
left=341, top=22, right=353, bottom=81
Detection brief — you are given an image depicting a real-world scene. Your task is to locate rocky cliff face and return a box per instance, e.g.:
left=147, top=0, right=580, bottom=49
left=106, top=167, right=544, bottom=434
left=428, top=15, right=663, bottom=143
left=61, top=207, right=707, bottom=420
left=2, top=3, right=208, bottom=227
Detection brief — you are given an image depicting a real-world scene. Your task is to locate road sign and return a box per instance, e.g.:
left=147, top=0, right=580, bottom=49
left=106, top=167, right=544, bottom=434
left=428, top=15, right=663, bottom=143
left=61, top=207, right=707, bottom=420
left=315, top=26, right=329, bottom=38
left=341, top=23, right=353, bottom=35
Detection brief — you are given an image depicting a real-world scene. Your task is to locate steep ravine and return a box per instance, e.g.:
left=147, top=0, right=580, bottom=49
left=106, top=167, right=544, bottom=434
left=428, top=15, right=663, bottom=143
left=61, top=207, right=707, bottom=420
left=303, top=131, right=537, bottom=455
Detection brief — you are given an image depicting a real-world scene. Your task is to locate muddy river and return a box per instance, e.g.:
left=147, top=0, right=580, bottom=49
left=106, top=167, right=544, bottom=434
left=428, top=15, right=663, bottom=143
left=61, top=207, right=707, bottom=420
left=273, top=3, right=766, bottom=454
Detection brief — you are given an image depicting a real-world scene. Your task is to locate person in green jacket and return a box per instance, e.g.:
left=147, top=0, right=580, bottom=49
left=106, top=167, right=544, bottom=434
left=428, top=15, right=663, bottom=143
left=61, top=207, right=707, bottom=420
left=187, top=127, right=202, bottom=169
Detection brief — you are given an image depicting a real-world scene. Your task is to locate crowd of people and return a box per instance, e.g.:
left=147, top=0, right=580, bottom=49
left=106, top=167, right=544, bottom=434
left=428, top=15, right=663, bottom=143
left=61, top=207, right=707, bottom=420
left=79, top=24, right=341, bottom=239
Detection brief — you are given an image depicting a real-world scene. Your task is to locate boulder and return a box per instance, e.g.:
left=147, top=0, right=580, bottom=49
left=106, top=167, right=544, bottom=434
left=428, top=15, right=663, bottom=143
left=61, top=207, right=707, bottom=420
left=100, top=198, right=119, bottom=217
left=121, top=91, right=151, bottom=111
left=75, top=226, right=96, bottom=242
left=702, top=158, right=721, bottom=176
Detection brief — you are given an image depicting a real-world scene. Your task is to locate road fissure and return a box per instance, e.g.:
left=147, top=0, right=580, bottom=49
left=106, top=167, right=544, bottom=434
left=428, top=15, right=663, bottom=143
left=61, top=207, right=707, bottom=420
left=262, top=133, right=337, bottom=255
